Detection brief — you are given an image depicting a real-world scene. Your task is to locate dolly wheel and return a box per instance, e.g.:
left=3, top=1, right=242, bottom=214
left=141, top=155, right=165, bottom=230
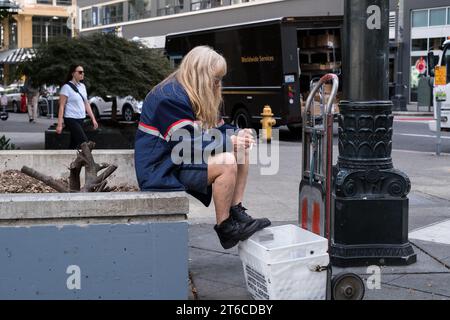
left=331, top=273, right=365, bottom=300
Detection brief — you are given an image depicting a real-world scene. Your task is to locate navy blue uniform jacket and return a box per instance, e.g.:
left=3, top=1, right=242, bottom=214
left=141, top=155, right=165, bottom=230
left=135, top=79, right=235, bottom=206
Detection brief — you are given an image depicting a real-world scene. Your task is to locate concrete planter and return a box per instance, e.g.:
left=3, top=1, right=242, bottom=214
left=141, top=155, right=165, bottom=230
left=0, top=150, right=189, bottom=300
left=0, top=149, right=137, bottom=187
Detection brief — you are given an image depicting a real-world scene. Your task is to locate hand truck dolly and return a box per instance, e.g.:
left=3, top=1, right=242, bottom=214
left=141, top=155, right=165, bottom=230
left=299, top=73, right=365, bottom=300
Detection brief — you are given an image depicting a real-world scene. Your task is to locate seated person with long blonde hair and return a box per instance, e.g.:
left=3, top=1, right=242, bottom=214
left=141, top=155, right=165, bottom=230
left=135, top=46, right=271, bottom=249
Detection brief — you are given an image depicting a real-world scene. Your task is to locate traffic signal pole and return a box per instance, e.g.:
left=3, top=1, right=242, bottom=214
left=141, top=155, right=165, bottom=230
left=330, top=0, right=416, bottom=267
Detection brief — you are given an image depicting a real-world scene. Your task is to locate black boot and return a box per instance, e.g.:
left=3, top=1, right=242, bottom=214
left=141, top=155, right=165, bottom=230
left=214, top=215, right=267, bottom=250
left=230, top=203, right=272, bottom=229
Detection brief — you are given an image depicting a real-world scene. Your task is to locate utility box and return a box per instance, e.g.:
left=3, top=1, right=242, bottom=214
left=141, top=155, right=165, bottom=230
left=238, top=225, right=329, bottom=300
left=417, top=76, right=433, bottom=109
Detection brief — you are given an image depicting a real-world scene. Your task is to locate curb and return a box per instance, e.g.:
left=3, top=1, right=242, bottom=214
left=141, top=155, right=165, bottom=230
left=393, top=112, right=433, bottom=117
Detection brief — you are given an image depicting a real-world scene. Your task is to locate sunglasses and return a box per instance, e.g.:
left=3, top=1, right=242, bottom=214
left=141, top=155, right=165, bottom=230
left=76, top=70, right=84, bottom=74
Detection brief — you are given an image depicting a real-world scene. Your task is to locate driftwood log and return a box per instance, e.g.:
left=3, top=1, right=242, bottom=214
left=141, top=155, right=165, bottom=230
left=21, top=141, right=117, bottom=193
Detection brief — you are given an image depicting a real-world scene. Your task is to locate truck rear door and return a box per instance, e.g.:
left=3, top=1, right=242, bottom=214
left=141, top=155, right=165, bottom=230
left=281, top=24, right=302, bottom=126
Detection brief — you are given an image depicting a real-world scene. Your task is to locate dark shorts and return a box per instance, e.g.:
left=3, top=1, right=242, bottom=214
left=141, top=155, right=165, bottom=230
left=177, top=163, right=212, bottom=207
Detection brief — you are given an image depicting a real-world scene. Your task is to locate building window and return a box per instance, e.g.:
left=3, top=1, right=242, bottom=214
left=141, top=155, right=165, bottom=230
left=448, top=8, right=450, bottom=24
left=92, top=7, right=100, bottom=26
left=56, top=0, right=73, bottom=5
left=36, top=0, right=52, bottom=4
left=157, top=0, right=184, bottom=16
left=429, top=37, right=445, bottom=51
left=190, top=0, right=222, bottom=11
left=9, top=19, right=17, bottom=49
left=429, top=8, right=446, bottom=26
left=102, top=3, right=124, bottom=25
left=410, top=57, right=422, bottom=102
left=231, top=0, right=252, bottom=4
left=0, top=24, right=4, bottom=49
left=32, top=17, right=71, bottom=46
left=82, top=9, right=92, bottom=28
left=128, top=0, right=152, bottom=21
left=411, top=38, right=427, bottom=51
left=412, top=10, right=428, bottom=28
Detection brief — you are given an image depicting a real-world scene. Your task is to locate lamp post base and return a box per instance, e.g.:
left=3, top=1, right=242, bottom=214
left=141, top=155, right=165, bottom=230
left=330, top=197, right=417, bottom=267
left=330, top=243, right=417, bottom=267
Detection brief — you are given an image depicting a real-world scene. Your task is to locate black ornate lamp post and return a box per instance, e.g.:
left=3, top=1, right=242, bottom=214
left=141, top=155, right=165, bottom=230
left=392, top=0, right=407, bottom=111
left=331, top=0, right=416, bottom=267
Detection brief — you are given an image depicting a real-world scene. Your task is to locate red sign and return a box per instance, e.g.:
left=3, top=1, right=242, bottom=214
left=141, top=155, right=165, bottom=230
left=415, top=57, right=427, bottom=74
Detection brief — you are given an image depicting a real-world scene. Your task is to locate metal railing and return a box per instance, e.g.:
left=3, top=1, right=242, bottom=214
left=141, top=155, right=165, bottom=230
left=128, top=11, right=152, bottom=21
left=190, top=0, right=222, bottom=11
left=156, top=5, right=184, bottom=16
left=56, top=0, right=72, bottom=5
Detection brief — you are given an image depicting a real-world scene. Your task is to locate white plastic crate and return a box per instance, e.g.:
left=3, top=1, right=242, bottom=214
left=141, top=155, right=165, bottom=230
left=238, top=224, right=329, bottom=300
left=239, top=224, right=328, bottom=263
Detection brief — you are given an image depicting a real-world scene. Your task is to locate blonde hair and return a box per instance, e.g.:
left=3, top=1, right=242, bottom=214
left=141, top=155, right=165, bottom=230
left=173, top=46, right=227, bottom=129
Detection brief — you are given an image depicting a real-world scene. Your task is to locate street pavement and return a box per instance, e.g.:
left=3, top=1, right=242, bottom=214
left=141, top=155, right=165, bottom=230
left=1, top=109, right=450, bottom=300
left=186, top=106, right=450, bottom=300
left=0, top=113, right=56, bottom=149
left=187, top=130, right=450, bottom=300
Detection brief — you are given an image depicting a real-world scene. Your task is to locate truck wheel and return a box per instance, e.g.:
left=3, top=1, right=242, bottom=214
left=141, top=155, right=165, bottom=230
left=232, top=108, right=251, bottom=129
left=122, top=105, right=134, bottom=122
left=12, top=101, right=18, bottom=113
left=287, top=125, right=302, bottom=136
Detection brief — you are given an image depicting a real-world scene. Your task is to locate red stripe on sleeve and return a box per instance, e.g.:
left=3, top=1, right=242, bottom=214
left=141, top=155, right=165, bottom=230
left=163, top=119, right=195, bottom=139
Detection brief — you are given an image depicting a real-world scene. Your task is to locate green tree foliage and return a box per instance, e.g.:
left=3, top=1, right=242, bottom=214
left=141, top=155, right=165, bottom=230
left=0, top=135, right=17, bottom=150
left=19, top=33, right=173, bottom=101
left=0, top=10, right=9, bottom=20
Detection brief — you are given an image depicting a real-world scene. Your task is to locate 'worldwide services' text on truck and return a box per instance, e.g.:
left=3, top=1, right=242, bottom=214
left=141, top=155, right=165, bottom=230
left=165, top=16, right=343, bottom=134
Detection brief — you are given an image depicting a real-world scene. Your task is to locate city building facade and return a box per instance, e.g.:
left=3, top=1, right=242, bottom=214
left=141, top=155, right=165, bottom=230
left=391, top=0, right=450, bottom=102
left=77, top=0, right=450, bottom=104
left=77, top=0, right=343, bottom=46
left=0, top=0, right=78, bottom=84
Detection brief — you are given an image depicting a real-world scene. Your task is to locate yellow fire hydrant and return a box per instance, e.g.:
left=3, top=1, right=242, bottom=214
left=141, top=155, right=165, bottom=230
left=260, top=105, right=276, bottom=143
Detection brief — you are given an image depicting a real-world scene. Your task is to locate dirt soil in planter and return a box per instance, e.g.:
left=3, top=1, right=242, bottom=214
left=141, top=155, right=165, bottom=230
left=0, top=170, right=139, bottom=193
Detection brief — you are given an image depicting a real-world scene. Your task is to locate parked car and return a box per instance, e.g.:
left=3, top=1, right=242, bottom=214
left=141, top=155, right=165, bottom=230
left=4, top=83, right=25, bottom=113
left=38, top=95, right=59, bottom=118
left=37, top=86, right=60, bottom=117
left=88, top=95, right=142, bottom=121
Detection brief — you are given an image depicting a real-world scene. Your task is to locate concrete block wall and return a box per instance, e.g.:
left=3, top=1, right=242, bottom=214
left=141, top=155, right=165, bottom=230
left=0, top=192, right=189, bottom=299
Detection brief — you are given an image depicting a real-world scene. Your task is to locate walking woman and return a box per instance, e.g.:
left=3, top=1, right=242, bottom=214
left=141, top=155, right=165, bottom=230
left=135, top=46, right=271, bottom=250
left=56, top=64, right=98, bottom=148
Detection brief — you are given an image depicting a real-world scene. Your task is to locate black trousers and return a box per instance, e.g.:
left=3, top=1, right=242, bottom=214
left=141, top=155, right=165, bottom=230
left=64, top=117, right=88, bottom=149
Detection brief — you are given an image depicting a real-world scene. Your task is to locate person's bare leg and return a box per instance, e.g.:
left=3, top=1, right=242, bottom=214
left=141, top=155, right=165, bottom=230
left=232, top=148, right=250, bottom=206
left=207, top=152, right=237, bottom=225
left=32, top=95, right=38, bottom=121
left=27, top=100, right=33, bottom=120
